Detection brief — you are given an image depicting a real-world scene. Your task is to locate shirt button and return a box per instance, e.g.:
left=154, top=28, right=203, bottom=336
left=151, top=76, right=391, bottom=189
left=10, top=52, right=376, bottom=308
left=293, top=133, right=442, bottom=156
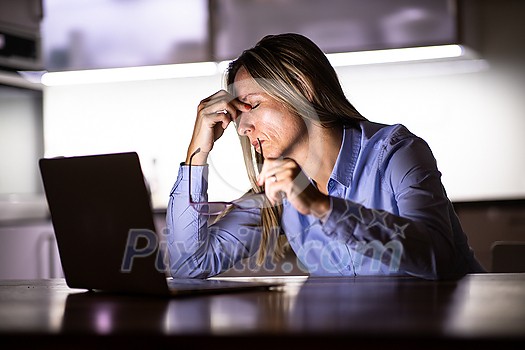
left=328, top=179, right=334, bottom=192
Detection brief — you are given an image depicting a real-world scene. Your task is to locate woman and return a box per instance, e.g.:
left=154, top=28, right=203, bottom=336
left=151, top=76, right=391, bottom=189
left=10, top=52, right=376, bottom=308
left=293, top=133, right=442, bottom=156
left=166, top=33, right=485, bottom=279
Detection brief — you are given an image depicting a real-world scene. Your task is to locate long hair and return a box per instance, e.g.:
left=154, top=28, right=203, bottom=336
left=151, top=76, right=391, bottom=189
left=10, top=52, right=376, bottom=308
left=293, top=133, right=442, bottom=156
left=225, top=33, right=367, bottom=265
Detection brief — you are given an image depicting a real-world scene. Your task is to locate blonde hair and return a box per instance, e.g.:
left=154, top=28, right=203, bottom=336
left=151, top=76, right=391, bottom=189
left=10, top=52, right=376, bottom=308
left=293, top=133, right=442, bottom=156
left=225, top=33, right=367, bottom=265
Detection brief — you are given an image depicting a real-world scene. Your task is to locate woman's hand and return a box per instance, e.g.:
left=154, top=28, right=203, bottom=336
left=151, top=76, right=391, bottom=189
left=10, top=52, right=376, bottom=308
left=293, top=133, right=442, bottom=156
left=186, top=90, right=251, bottom=165
left=257, top=158, right=331, bottom=219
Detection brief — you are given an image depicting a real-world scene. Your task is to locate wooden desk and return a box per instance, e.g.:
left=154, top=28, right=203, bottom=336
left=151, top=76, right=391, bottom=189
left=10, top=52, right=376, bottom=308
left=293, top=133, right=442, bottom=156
left=0, top=274, right=524, bottom=349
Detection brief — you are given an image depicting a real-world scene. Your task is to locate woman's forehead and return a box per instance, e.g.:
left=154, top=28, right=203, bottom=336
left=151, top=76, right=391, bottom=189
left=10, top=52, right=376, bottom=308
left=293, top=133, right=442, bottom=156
left=232, top=67, right=265, bottom=98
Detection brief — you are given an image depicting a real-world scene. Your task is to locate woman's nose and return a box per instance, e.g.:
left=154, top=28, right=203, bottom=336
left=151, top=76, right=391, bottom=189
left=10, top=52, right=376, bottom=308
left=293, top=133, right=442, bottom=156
left=236, top=113, right=254, bottom=136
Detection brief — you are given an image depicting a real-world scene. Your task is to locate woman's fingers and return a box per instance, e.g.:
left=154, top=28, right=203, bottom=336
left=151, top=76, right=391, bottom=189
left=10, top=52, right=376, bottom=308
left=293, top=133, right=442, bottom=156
left=257, top=159, right=298, bottom=203
left=199, top=90, right=252, bottom=121
left=189, top=91, right=252, bottom=160
left=186, top=90, right=253, bottom=165
left=257, top=158, right=329, bottom=217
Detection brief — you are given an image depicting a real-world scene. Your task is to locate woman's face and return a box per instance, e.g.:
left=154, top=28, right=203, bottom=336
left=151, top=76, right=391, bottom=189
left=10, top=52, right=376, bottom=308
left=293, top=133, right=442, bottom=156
left=233, top=66, right=308, bottom=159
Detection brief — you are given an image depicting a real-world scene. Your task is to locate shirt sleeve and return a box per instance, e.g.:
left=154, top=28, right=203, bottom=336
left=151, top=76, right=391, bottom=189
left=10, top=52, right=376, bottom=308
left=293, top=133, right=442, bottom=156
left=165, top=163, right=261, bottom=278
left=321, top=128, right=464, bottom=280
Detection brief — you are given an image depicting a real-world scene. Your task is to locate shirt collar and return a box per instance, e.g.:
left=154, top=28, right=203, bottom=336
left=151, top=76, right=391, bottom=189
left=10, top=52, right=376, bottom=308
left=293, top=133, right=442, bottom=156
left=330, top=125, right=362, bottom=188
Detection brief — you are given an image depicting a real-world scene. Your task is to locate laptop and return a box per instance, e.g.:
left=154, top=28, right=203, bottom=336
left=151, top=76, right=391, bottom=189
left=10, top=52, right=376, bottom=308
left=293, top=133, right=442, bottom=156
left=39, top=152, right=281, bottom=296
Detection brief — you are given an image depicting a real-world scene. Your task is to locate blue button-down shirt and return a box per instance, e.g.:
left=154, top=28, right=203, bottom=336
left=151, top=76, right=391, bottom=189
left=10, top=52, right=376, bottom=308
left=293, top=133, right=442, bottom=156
left=166, top=121, right=485, bottom=279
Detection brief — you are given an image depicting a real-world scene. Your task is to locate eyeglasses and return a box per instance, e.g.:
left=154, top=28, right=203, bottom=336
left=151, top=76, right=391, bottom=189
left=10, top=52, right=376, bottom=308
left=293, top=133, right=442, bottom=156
left=188, top=139, right=267, bottom=216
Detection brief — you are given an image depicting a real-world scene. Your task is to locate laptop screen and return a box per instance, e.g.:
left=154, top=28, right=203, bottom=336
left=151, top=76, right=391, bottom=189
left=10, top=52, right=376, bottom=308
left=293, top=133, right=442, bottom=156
left=39, top=152, right=170, bottom=295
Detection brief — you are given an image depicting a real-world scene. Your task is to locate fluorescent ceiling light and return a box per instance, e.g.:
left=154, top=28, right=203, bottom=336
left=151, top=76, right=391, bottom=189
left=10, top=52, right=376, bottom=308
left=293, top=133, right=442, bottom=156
left=327, top=44, right=465, bottom=67
left=41, top=62, right=218, bottom=86
left=0, top=70, right=43, bottom=90
left=40, top=44, right=469, bottom=86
